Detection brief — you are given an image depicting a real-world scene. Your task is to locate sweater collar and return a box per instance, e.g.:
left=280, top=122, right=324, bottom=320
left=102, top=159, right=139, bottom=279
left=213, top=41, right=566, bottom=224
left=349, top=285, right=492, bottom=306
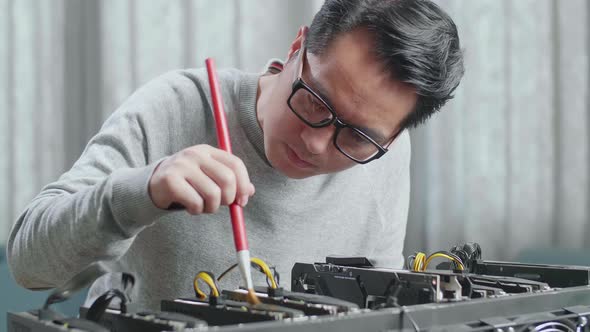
left=237, top=73, right=272, bottom=167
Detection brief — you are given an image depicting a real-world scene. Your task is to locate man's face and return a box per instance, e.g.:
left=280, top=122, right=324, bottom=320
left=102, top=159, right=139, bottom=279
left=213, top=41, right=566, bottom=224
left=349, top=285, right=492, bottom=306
left=257, top=28, right=417, bottom=179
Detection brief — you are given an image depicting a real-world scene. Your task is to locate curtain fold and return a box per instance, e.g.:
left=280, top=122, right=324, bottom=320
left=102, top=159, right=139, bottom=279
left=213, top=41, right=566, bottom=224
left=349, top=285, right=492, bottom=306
left=405, top=0, right=589, bottom=260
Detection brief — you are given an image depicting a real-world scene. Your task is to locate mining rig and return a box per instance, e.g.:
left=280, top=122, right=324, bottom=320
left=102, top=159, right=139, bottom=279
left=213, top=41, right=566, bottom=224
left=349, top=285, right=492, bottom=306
left=8, top=243, right=590, bottom=331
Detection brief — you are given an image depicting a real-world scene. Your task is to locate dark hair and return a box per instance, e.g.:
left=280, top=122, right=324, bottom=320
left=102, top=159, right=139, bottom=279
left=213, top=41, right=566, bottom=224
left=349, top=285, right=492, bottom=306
left=306, top=0, right=464, bottom=129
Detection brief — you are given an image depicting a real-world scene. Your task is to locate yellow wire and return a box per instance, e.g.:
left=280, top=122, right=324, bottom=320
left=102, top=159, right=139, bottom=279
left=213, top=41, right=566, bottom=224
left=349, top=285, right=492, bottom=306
left=194, top=271, right=220, bottom=299
left=217, top=257, right=279, bottom=289
left=412, top=252, right=426, bottom=271
left=424, top=253, right=464, bottom=271
left=411, top=252, right=464, bottom=272
left=250, top=257, right=278, bottom=289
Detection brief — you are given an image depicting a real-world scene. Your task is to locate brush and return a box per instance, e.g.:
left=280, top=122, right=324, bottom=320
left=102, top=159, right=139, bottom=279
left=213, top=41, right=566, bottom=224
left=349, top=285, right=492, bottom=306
left=205, top=58, right=260, bottom=305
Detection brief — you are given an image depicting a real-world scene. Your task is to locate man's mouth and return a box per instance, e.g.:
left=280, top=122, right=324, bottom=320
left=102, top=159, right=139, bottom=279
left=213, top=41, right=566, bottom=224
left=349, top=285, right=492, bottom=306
left=286, top=145, right=315, bottom=169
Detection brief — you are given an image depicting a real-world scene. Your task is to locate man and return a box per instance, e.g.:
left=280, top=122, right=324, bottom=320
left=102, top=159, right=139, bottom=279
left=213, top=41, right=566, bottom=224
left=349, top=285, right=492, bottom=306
left=7, top=0, right=463, bottom=310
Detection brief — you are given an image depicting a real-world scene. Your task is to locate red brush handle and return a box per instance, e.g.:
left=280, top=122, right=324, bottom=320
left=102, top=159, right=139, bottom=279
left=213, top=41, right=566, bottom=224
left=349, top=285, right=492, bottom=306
left=205, top=58, right=248, bottom=252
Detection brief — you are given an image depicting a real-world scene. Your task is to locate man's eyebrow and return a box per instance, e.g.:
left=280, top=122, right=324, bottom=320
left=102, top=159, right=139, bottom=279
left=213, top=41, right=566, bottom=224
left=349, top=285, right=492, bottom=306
left=356, top=125, right=387, bottom=143
left=307, top=74, right=335, bottom=108
left=307, top=75, right=388, bottom=143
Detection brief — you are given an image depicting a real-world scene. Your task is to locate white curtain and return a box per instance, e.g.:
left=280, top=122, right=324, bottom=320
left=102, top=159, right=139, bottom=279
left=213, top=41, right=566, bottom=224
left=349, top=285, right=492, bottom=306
left=1, top=0, right=589, bottom=262
left=405, top=0, right=589, bottom=260
left=0, top=0, right=322, bottom=243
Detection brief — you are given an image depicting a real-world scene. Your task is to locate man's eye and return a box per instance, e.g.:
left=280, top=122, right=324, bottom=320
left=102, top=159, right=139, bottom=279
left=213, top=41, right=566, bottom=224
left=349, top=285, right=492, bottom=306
left=341, top=130, right=370, bottom=147
left=351, top=132, right=369, bottom=144
left=310, top=98, right=327, bottom=112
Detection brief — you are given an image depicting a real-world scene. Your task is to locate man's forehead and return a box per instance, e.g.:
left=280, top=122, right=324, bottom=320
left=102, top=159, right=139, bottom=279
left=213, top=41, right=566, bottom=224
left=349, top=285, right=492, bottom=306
left=305, top=48, right=416, bottom=140
left=304, top=70, right=387, bottom=142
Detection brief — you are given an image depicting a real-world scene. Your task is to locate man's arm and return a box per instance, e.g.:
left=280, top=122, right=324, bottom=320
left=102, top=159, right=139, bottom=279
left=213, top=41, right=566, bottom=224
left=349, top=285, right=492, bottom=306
left=6, top=72, right=188, bottom=289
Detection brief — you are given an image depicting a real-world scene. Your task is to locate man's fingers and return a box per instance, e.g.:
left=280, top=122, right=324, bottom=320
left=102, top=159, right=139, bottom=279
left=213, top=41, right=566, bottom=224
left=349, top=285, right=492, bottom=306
left=210, top=149, right=255, bottom=202
left=199, top=157, right=238, bottom=206
left=183, top=168, right=222, bottom=214
left=167, top=176, right=204, bottom=215
left=149, top=145, right=255, bottom=214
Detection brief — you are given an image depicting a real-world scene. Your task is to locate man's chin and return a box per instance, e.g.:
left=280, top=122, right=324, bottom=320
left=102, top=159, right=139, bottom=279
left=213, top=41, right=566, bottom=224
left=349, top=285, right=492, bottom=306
left=266, top=150, right=318, bottom=179
left=276, top=162, right=317, bottom=179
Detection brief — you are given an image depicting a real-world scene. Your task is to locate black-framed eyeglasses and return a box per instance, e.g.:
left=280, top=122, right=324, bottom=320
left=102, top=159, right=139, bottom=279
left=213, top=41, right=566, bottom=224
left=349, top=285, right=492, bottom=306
left=286, top=42, right=398, bottom=164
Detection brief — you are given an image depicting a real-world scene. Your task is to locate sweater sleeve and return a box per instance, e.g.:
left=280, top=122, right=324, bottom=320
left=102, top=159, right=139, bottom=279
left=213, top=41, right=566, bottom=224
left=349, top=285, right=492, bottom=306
left=6, top=70, right=207, bottom=289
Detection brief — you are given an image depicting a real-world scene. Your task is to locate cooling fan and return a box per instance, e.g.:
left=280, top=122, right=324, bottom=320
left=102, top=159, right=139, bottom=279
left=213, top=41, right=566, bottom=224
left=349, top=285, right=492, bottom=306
left=520, top=320, right=576, bottom=332
left=515, top=312, right=587, bottom=332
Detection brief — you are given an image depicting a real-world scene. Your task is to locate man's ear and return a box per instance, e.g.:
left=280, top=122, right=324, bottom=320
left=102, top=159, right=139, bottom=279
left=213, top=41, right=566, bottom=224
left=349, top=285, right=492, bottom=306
left=286, top=26, right=309, bottom=61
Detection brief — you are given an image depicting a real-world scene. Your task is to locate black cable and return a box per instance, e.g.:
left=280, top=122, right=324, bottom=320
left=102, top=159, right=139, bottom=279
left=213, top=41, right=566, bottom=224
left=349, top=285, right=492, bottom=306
left=37, top=261, right=135, bottom=330
left=218, top=261, right=280, bottom=288
left=217, top=263, right=239, bottom=282
left=267, top=266, right=281, bottom=288
left=85, top=289, right=128, bottom=322
left=121, top=273, right=135, bottom=302
left=450, top=243, right=482, bottom=271
left=374, top=274, right=403, bottom=309
left=43, top=262, right=111, bottom=309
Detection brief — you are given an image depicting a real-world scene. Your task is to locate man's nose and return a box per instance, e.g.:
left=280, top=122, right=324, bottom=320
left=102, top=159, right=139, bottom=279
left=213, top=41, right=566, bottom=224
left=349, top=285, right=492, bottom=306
left=300, top=124, right=335, bottom=155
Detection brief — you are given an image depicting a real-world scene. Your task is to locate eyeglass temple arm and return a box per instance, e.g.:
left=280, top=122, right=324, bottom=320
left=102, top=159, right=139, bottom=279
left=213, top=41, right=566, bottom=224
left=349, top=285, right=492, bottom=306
left=293, top=30, right=306, bottom=85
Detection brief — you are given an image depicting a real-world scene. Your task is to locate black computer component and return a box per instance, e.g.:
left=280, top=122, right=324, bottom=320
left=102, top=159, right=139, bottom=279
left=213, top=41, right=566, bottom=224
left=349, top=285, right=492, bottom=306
left=221, top=286, right=358, bottom=316
left=9, top=244, right=590, bottom=332
left=161, top=297, right=305, bottom=326
left=292, top=261, right=441, bottom=308
left=79, top=307, right=206, bottom=332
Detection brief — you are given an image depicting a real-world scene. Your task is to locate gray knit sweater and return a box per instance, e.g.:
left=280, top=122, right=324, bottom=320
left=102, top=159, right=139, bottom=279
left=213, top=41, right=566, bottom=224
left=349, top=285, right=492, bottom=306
left=7, top=68, right=411, bottom=311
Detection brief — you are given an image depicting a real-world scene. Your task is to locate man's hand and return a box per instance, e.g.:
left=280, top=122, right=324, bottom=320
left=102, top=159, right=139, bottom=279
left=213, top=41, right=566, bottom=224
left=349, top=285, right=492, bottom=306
left=149, top=145, right=255, bottom=214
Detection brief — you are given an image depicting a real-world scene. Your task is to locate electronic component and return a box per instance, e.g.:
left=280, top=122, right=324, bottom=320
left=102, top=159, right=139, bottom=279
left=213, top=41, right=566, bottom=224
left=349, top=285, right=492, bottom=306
left=161, top=297, right=305, bottom=326
left=220, top=286, right=358, bottom=316
left=292, top=262, right=441, bottom=307
left=78, top=307, right=206, bottom=332
left=8, top=245, right=590, bottom=332
left=291, top=261, right=555, bottom=309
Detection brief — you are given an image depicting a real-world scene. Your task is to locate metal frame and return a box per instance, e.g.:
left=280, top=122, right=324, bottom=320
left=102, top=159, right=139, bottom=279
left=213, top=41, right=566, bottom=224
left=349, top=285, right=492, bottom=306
left=212, top=286, right=590, bottom=332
